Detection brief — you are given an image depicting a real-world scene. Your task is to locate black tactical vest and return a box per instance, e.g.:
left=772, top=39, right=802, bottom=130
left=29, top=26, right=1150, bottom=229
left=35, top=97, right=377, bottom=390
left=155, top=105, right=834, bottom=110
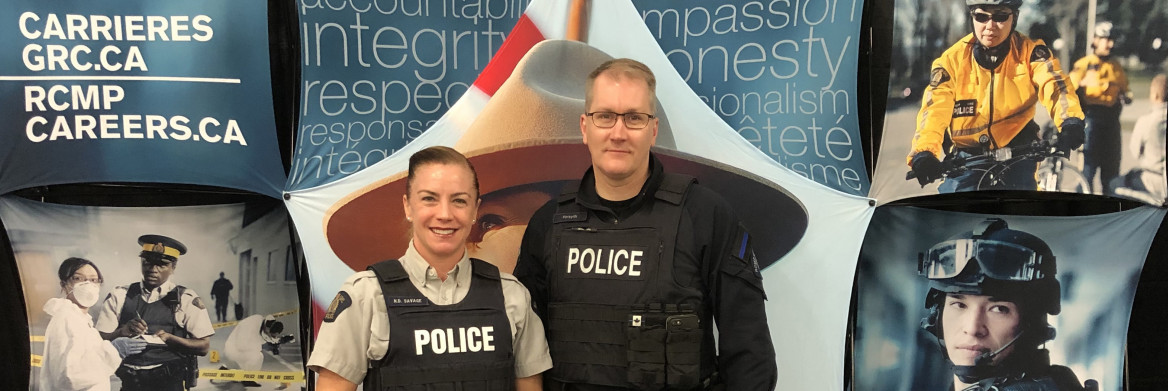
left=116, top=283, right=194, bottom=366
left=545, top=174, right=706, bottom=390
left=365, top=259, right=515, bottom=391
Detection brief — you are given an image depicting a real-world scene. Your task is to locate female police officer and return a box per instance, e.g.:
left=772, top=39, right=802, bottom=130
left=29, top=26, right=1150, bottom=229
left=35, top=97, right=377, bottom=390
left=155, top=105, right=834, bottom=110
left=307, top=146, right=551, bottom=390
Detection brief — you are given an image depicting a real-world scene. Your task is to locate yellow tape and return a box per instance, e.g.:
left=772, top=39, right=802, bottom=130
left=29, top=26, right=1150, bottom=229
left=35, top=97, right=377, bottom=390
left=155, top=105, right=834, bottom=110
left=200, top=368, right=305, bottom=382
left=212, top=308, right=299, bottom=330
left=30, top=335, right=44, bottom=343
left=30, top=354, right=42, bottom=367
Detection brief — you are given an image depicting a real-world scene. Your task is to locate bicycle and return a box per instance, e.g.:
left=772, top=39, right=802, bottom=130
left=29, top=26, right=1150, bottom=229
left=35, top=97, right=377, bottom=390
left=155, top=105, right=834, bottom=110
left=906, top=141, right=1091, bottom=192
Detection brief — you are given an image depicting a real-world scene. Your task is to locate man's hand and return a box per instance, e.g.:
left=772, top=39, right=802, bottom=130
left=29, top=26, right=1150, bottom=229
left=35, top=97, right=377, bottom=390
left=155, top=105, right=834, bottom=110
left=1056, top=118, right=1086, bottom=152
left=117, top=318, right=148, bottom=338
left=910, top=151, right=944, bottom=186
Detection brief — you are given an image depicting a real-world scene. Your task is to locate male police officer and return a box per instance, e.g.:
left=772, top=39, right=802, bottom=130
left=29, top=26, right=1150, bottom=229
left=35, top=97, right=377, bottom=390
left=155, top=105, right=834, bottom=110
left=515, top=58, right=777, bottom=390
left=907, top=0, right=1086, bottom=192
left=97, top=234, right=214, bottom=391
left=1070, top=21, right=1131, bottom=195
left=920, top=218, right=1090, bottom=391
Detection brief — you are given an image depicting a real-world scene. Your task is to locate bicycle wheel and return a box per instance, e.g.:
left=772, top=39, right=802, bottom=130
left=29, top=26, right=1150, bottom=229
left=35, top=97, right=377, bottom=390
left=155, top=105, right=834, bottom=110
left=1036, top=157, right=1091, bottom=193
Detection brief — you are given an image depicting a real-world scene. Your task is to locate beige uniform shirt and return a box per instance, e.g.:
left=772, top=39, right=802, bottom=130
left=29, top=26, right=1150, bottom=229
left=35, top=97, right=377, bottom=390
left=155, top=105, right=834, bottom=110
left=307, top=242, right=552, bottom=384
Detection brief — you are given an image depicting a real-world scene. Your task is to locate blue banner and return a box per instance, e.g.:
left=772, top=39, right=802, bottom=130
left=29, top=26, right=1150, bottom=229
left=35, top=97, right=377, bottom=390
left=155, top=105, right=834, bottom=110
left=0, top=0, right=285, bottom=197
left=289, top=0, right=529, bottom=190
left=633, top=0, right=869, bottom=195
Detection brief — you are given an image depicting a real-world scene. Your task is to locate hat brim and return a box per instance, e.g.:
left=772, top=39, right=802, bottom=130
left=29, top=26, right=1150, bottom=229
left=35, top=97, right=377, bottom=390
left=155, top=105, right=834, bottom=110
left=324, top=144, right=807, bottom=272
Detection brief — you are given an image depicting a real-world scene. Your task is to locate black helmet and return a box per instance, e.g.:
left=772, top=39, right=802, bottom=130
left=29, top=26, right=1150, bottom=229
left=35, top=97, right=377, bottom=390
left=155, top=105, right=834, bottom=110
left=919, top=218, right=1060, bottom=340
left=966, top=0, right=1023, bottom=9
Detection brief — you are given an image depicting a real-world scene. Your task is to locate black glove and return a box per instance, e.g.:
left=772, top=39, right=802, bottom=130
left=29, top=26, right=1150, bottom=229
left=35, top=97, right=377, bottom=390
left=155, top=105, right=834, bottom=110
left=910, top=151, right=944, bottom=186
left=1056, top=117, right=1085, bottom=151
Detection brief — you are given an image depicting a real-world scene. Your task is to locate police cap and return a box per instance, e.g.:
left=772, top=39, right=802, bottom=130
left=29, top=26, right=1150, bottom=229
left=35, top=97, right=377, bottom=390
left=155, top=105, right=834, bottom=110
left=138, top=234, right=187, bottom=262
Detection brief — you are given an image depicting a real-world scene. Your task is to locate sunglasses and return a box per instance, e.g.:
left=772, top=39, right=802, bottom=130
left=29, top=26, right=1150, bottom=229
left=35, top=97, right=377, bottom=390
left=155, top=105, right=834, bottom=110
left=972, top=11, right=1012, bottom=23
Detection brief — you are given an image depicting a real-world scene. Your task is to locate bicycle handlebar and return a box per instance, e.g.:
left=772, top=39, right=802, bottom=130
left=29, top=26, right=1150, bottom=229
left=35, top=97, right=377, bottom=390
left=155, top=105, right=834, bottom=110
left=905, top=142, right=1066, bottom=184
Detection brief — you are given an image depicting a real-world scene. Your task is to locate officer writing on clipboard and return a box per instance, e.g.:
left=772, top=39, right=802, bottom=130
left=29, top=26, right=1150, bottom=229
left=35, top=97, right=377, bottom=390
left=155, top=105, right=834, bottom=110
left=97, top=234, right=214, bottom=391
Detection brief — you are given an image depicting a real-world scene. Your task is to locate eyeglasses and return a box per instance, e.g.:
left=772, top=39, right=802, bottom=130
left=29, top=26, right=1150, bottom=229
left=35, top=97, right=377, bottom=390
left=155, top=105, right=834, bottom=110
left=69, top=275, right=101, bottom=284
left=586, top=112, right=656, bottom=129
left=918, top=239, right=1048, bottom=281
left=971, top=11, right=1012, bottom=24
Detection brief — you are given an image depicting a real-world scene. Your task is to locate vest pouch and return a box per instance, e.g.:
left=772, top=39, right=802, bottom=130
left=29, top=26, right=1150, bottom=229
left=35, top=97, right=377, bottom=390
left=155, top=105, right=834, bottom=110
left=627, top=310, right=668, bottom=389
left=665, top=314, right=702, bottom=389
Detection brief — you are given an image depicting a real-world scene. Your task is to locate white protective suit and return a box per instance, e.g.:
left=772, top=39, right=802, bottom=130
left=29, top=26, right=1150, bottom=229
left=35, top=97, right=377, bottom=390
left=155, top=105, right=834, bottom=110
left=223, top=314, right=274, bottom=370
left=39, top=297, right=122, bottom=391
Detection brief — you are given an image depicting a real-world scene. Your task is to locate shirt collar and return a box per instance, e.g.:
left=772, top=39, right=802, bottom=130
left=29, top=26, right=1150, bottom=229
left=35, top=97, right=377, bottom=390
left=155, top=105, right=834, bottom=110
left=401, top=241, right=472, bottom=288
left=139, top=279, right=176, bottom=299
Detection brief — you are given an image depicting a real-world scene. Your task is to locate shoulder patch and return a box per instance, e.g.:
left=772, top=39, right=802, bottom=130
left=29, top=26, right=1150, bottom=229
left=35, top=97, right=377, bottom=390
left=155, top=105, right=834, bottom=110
left=192, top=297, right=206, bottom=310
left=323, top=291, right=352, bottom=323
left=1031, top=45, right=1051, bottom=62
left=929, top=67, right=951, bottom=88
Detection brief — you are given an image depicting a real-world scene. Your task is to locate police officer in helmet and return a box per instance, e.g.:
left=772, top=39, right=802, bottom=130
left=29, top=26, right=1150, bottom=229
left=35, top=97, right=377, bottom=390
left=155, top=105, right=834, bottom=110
left=919, top=218, right=1090, bottom=391
left=907, top=0, right=1086, bottom=192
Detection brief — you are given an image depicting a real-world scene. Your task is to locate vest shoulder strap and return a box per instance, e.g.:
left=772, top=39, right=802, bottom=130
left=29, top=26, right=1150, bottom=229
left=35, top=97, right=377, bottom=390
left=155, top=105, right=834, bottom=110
left=469, top=258, right=501, bottom=281
left=126, top=282, right=142, bottom=300
left=655, top=173, right=695, bottom=205
left=367, top=259, right=409, bottom=283
left=556, top=180, right=581, bottom=204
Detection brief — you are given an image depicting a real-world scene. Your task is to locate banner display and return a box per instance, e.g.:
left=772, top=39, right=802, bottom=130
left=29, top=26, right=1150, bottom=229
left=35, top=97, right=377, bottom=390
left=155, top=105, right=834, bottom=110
left=0, top=197, right=303, bottom=390
left=868, top=0, right=1166, bottom=205
left=286, top=2, right=874, bottom=390
left=288, top=0, right=531, bottom=190
left=855, top=206, right=1164, bottom=391
left=0, top=0, right=286, bottom=198
left=632, top=0, right=870, bottom=196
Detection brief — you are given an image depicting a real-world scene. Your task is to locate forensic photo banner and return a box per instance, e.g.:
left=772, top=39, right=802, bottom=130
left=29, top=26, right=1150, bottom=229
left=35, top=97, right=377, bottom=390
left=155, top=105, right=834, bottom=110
left=868, top=0, right=1167, bottom=205
left=286, top=1, right=874, bottom=390
left=0, top=196, right=303, bottom=390
left=0, top=0, right=286, bottom=198
left=854, top=205, right=1164, bottom=391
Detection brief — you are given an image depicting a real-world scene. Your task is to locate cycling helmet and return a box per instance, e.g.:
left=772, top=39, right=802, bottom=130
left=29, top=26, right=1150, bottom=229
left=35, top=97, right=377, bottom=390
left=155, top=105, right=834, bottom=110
left=966, top=0, right=1022, bottom=9
left=919, top=218, right=1060, bottom=342
left=1094, top=21, right=1114, bottom=38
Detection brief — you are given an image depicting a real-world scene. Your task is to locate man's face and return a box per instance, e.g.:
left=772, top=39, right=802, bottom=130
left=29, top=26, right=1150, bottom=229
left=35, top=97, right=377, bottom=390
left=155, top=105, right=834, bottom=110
left=1093, top=36, right=1115, bottom=56
left=941, top=293, right=1022, bottom=366
left=971, top=7, right=1014, bottom=48
left=467, top=187, right=554, bottom=274
left=141, top=257, right=175, bottom=289
left=580, top=73, right=659, bottom=185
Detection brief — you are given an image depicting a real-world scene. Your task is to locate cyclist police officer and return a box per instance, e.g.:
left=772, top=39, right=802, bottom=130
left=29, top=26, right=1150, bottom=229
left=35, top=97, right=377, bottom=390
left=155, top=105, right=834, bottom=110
left=919, top=218, right=1091, bottom=391
left=1070, top=21, right=1131, bottom=195
left=908, top=0, right=1086, bottom=192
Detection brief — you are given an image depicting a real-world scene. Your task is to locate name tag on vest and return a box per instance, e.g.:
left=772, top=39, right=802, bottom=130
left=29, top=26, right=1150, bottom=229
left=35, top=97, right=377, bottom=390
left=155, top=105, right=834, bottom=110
left=563, top=245, right=647, bottom=279
left=387, top=296, right=430, bottom=306
left=414, top=326, right=495, bottom=355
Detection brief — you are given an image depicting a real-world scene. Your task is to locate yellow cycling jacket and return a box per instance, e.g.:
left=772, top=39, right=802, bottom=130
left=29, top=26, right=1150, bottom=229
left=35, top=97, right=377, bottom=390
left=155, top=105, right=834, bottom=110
left=1069, top=54, right=1129, bottom=107
left=907, top=33, right=1084, bottom=165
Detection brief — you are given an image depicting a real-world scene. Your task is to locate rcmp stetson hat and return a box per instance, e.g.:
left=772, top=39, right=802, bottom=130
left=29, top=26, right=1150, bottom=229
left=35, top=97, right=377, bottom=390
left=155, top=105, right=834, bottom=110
left=138, top=234, right=187, bottom=262
left=324, top=40, right=807, bottom=272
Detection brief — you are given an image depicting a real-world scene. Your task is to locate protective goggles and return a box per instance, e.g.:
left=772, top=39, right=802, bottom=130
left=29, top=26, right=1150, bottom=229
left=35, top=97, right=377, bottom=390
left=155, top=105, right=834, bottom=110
left=918, top=239, right=1047, bottom=281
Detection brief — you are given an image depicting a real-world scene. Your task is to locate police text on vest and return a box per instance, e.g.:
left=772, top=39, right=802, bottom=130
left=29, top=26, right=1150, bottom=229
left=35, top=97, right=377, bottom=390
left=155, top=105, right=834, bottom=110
left=414, top=327, right=494, bottom=355
left=567, top=247, right=642, bottom=276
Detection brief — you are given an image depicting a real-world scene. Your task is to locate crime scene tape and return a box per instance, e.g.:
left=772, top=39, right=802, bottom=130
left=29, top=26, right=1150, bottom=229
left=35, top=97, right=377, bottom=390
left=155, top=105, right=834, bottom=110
left=212, top=308, right=299, bottom=329
left=30, top=335, right=44, bottom=343
left=31, top=354, right=42, bottom=367
left=200, top=368, right=305, bottom=382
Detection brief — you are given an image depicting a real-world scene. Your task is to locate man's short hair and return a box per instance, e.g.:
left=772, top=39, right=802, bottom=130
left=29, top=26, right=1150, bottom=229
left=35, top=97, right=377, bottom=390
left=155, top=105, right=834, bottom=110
left=584, top=58, right=657, bottom=113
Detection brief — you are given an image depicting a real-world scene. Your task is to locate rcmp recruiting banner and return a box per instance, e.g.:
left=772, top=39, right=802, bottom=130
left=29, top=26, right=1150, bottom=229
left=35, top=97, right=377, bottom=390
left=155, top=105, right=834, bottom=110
left=633, top=0, right=870, bottom=196
left=0, top=197, right=303, bottom=390
left=286, top=1, right=874, bottom=390
left=0, top=0, right=285, bottom=197
left=855, top=206, right=1164, bottom=391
